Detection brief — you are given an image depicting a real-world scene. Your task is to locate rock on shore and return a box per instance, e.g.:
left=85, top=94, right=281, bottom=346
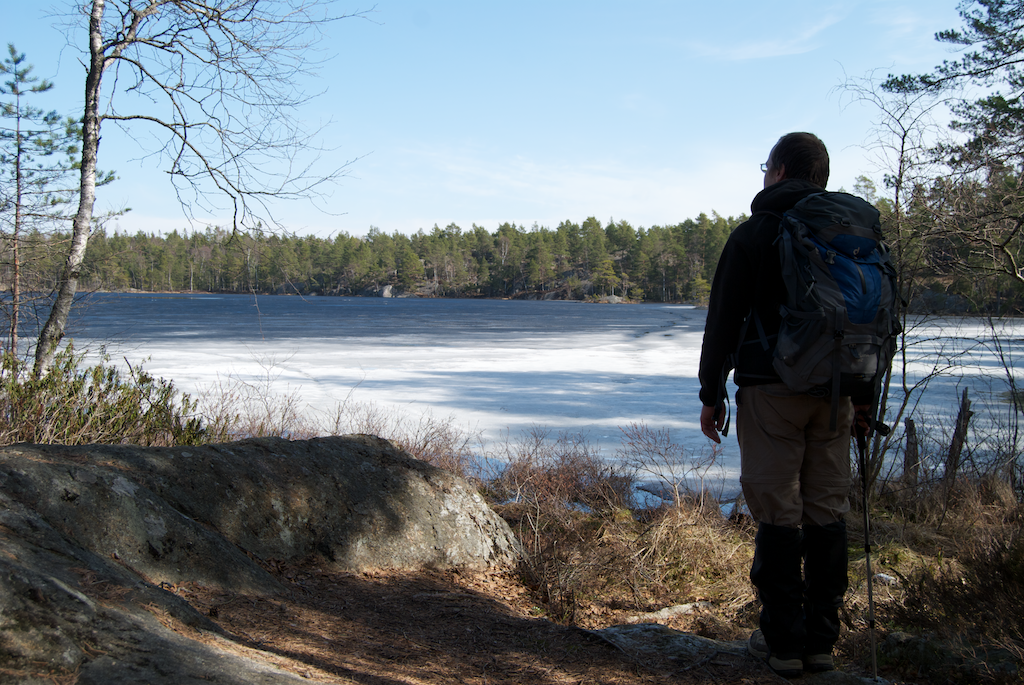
left=0, top=435, right=521, bottom=683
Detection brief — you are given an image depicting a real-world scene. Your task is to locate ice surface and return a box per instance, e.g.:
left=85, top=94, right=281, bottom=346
left=68, top=296, right=1023, bottom=496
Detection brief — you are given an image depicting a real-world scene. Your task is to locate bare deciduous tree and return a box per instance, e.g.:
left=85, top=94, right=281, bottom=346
left=34, top=0, right=368, bottom=375
left=837, top=72, right=962, bottom=489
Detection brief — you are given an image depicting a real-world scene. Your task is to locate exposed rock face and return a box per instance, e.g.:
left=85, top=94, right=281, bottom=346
left=0, top=435, right=521, bottom=683
left=358, top=284, right=396, bottom=297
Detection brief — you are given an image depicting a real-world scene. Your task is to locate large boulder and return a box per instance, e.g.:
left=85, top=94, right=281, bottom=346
left=0, top=435, right=520, bottom=578
left=0, top=435, right=521, bottom=683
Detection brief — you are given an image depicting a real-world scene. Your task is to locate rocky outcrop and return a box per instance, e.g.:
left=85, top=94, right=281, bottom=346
left=358, top=284, right=396, bottom=297
left=0, top=435, right=521, bottom=683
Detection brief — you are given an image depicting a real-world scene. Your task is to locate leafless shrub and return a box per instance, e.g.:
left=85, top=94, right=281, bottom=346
left=618, top=421, right=725, bottom=513
left=196, top=362, right=314, bottom=440
left=190, top=356, right=480, bottom=478
left=318, top=400, right=479, bottom=480
left=486, top=428, right=633, bottom=514
left=481, top=429, right=638, bottom=623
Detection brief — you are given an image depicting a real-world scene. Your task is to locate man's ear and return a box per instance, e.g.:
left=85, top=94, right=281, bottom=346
left=775, top=163, right=786, bottom=180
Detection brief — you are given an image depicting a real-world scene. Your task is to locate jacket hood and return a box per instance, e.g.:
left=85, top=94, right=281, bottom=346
left=751, top=179, right=824, bottom=214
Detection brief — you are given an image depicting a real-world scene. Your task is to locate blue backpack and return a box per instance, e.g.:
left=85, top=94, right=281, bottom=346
left=771, top=192, right=900, bottom=428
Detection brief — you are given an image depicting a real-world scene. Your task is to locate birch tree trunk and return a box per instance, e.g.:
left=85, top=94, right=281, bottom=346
left=33, top=0, right=106, bottom=376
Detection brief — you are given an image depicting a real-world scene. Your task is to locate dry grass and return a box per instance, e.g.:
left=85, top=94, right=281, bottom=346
left=493, top=500, right=756, bottom=632
left=485, top=428, right=633, bottom=512
left=839, top=466, right=1024, bottom=683
left=477, top=427, right=756, bottom=638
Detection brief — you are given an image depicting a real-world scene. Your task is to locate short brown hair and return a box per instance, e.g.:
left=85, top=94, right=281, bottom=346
left=769, top=132, right=829, bottom=188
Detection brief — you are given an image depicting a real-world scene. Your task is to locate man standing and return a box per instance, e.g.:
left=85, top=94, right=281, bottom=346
left=698, top=132, right=865, bottom=677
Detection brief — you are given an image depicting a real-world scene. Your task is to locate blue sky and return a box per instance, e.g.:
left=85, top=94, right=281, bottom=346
left=8, top=1, right=966, bottom=239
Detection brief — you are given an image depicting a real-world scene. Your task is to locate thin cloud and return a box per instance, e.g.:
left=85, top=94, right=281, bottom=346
left=866, top=3, right=965, bottom=66
left=384, top=144, right=756, bottom=232
left=688, top=12, right=846, bottom=61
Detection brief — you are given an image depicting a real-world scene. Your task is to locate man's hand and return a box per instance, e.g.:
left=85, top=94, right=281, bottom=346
left=701, top=403, right=725, bottom=444
left=852, top=404, right=871, bottom=438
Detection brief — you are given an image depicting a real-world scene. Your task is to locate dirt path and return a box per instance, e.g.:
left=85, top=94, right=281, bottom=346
left=176, top=562, right=779, bottom=684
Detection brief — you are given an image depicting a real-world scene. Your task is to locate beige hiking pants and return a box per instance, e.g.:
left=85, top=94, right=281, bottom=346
left=737, top=383, right=853, bottom=529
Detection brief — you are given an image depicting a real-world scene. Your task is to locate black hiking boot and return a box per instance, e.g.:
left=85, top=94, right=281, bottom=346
left=748, top=629, right=803, bottom=677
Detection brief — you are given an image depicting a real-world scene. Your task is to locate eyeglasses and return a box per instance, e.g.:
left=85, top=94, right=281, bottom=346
left=760, top=162, right=769, bottom=173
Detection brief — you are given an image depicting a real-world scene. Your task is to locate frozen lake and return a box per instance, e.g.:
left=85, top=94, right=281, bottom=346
left=67, top=293, right=1023, bottom=492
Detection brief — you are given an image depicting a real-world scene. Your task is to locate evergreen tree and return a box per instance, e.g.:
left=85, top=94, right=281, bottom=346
left=886, top=0, right=1024, bottom=289
left=526, top=239, right=553, bottom=292
left=0, top=45, right=81, bottom=357
left=591, top=255, right=619, bottom=296
left=580, top=216, right=606, bottom=275
left=395, top=235, right=423, bottom=290
left=556, top=219, right=582, bottom=273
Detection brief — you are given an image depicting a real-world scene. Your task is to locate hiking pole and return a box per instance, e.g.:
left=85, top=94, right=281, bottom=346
left=856, top=428, right=878, bottom=681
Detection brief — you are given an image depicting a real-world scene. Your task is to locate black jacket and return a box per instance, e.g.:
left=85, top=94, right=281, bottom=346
left=697, top=179, right=823, bottom=407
